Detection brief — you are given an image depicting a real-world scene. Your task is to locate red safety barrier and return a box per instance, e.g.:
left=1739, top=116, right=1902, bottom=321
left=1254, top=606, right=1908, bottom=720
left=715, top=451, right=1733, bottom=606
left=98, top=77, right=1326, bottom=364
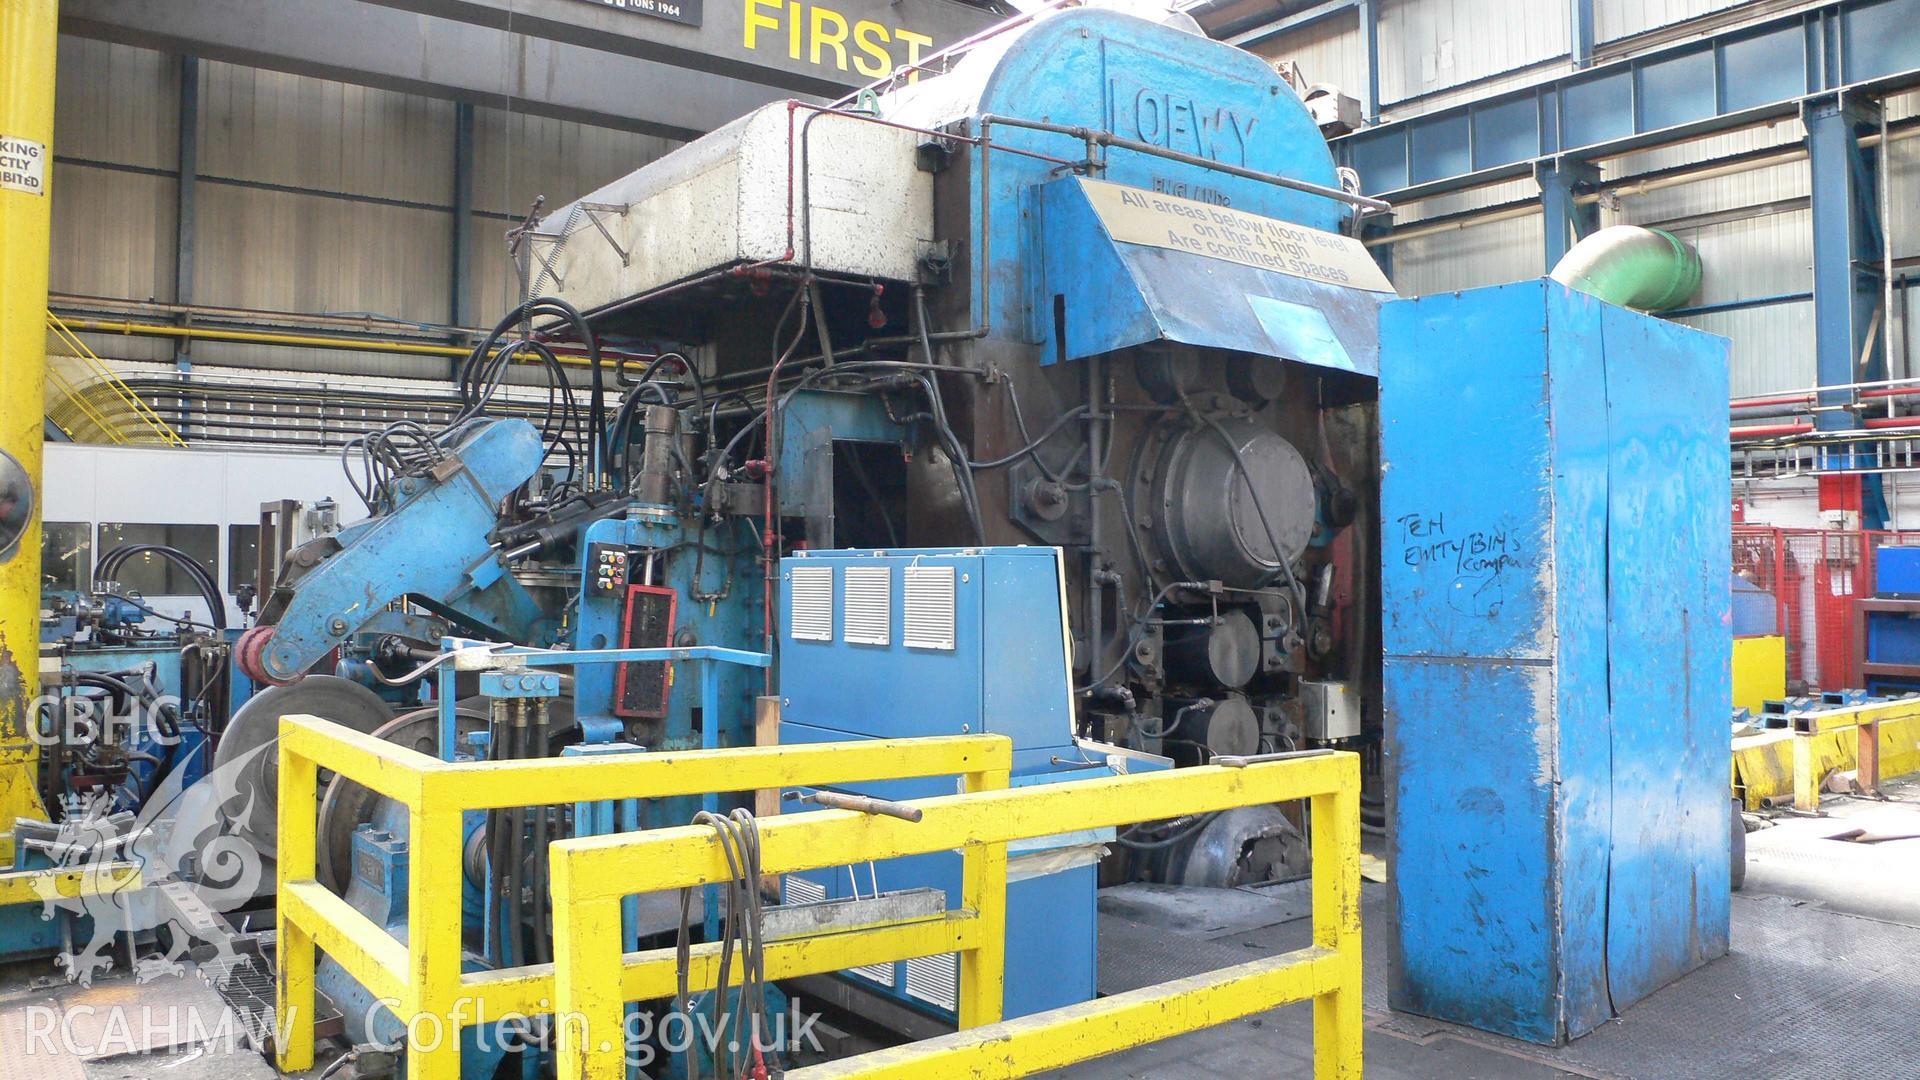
left=1734, top=526, right=1920, bottom=692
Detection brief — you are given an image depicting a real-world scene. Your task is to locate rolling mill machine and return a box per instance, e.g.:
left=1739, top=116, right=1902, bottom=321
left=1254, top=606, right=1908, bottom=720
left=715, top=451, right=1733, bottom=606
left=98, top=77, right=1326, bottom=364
left=7, top=3, right=1732, bottom=1075
left=229, top=8, right=1393, bottom=1071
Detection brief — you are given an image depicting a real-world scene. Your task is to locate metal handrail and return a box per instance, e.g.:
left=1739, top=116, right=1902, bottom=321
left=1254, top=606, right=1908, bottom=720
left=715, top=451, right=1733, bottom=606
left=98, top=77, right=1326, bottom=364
left=45, top=312, right=187, bottom=446
left=273, top=711, right=1011, bottom=1080
left=549, top=750, right=1363, bottom=1080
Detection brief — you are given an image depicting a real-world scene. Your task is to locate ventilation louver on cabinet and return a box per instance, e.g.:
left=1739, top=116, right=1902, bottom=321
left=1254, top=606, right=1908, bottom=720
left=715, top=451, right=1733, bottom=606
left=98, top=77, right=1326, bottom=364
left=905, top=952, right=959, bottom=1011
left=904, top=565, right=956, bottom=650
left=843, top=566, right=892, bottom=646
left=789, top=565, right=833, bottom=641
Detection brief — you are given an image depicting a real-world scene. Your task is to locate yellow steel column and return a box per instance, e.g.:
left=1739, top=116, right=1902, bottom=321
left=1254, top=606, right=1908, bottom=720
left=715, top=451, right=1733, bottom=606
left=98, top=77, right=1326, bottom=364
left=1311, top=760, right=1363, bottom=1080
left=276, top=732, right=319, bottom=1072
left=0, top=0, right=59, bottom=849
left=956, top=764, right=1010, bottom=1029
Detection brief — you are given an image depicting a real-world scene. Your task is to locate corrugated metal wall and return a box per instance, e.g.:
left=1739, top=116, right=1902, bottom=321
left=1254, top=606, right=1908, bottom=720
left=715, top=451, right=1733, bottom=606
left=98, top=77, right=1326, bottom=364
left=51, top=37, right=177, bottom=360
left=1248, top=0, right=1912, bottom=399
left=49, top=35, right=680, bottom=384
left=1376, top=0, right=1569, bottom=106
left=469, top=107, right=681, bottom=316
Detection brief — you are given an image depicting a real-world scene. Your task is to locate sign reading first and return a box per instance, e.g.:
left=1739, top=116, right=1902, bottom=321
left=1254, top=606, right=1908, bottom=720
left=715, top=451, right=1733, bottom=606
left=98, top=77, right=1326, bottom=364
left=744, top=0, right=934, bottom=78
left=576, top=0, right=701, bottom=27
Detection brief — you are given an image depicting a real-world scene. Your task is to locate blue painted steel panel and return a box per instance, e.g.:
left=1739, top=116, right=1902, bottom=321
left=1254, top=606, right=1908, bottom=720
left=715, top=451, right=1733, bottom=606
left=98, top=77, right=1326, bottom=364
left=1382, top=281, right=1731, bottom=1045
left=1030, top=177, right=1388, bottom=376
left=959, top=11, right=1350, bottom=338
left=1866, top=613, right=1920, bottom=667
left=1877, top=546, right=1920, bottom=595
left=1599, top=302, right=1732, bottom=1006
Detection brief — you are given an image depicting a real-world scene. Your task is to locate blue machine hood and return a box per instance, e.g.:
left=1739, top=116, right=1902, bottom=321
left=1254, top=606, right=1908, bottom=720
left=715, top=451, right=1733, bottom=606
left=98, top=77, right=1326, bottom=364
left=1031, top=177, right=1395, bottom=379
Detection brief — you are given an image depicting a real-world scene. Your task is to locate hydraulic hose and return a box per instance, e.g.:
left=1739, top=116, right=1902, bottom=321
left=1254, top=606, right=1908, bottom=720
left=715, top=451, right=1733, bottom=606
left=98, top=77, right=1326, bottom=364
left=97, top=544, right=228, bottom=630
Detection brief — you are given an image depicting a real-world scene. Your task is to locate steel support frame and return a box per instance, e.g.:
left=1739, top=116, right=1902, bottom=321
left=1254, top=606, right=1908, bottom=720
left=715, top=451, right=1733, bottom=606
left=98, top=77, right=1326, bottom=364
left=1805, top=91, right=1886, bottom=433
left=1334, top=0, right=1920, bottom=203
left=1571, top=0, right=1596, bottom=69
left=450, top=102, right=474, bottom=330
left=1534, top=157, right=1600, bottom=268
left=1357, top=0, right=1378, bottom=123
left=172, top=55, right=199, bottom=438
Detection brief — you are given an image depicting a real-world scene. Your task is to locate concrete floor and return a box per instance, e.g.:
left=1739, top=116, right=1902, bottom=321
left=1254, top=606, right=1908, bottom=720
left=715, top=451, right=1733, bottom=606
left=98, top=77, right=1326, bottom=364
left=0, top=788, right=1914, bottom=1080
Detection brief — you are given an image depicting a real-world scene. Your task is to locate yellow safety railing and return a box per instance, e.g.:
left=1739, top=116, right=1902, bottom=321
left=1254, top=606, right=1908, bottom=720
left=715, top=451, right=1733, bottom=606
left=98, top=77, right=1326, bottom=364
left=274, top=714, right=1012, bottom=1080
left=44, top=312, right=187, bottom=446
left=1733, top=696, right=1920, bottom=809
left=550, top=750, right=1363, bottom=1080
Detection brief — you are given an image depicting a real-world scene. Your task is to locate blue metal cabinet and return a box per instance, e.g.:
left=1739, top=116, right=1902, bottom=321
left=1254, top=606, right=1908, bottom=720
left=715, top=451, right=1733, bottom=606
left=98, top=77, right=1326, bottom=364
left=1381, top=281, right=1731, bottom=1044
left=776, top=547, right=1105, bottom=1022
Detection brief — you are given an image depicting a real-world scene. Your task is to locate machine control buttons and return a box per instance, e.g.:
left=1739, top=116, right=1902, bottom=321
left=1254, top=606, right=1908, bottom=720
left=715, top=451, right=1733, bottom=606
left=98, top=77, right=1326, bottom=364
left=587, top=543, right=632, bottom=595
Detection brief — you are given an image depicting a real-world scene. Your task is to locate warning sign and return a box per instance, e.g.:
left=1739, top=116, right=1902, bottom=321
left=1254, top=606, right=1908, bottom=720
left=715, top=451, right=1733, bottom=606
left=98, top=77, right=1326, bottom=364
left=0, top=135, right=46, bottom=196
left=1079, top=178, right=1393, bottom=294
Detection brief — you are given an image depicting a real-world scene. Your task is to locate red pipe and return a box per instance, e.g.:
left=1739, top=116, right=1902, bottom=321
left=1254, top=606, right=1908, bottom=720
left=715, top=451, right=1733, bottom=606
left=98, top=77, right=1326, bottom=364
left=1732, top=416, right=1920, bottom=440
left=1730, top=393, right=1816, bottom=410
left=1730, top=422, right=1813, bottom=438
left=1732, top=386, right=1920, bottom=410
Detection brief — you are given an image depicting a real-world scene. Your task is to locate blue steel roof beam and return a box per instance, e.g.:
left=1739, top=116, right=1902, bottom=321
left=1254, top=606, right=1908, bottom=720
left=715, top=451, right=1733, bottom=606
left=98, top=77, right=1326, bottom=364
left=1332, top=0, right=1920, bottom=205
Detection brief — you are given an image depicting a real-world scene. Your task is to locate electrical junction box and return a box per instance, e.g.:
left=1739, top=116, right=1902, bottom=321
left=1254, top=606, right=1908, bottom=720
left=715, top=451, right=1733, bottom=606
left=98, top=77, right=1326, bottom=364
left=1299, top=679, right=1360, bottom=741
left=1381, top=280, right=1731, bottom=1045
left=776, top=546, right=1157, bottom=1022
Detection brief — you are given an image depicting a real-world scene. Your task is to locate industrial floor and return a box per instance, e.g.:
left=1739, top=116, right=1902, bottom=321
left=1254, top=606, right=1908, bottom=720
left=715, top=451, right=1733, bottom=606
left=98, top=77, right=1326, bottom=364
left=1, top=791, right=1914, bottom=1080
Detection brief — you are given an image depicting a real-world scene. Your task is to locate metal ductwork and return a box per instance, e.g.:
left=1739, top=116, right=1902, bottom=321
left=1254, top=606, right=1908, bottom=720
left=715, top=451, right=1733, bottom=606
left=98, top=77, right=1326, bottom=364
left=1549, top=225, right=1702, bottom=313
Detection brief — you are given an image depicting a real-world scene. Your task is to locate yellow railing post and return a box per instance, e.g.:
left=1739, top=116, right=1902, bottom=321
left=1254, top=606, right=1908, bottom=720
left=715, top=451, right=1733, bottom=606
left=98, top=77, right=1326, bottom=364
left=551, top=873, right=625, bottom=1080
left=1792, top=732, right=1820, bottom=811
left=407, top=802, right=467, bottom=1080
left=276, top=732, right=320, bottom=1072
left=1310, top=764, right=1363, bottom=1080
left=957, top=763, right=1010, bottom=1030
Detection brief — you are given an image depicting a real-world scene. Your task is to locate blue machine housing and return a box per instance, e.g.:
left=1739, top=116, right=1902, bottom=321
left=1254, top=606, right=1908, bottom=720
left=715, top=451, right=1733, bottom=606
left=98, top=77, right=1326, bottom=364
left=776, top=546, right=1130, bottom=1022
left=891, top=9, right=1356, bottom=340
left=1381, top=281, right=1732, bottom=1044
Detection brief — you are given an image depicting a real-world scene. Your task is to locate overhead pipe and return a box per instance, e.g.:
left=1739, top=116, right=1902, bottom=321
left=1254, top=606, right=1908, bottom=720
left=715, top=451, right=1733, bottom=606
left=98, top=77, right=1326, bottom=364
left=1549, top=225, right=1701, bottom=312
left=54, top=316, right=654, bottom=369
left=1731, top=416, right=1920, bottom=440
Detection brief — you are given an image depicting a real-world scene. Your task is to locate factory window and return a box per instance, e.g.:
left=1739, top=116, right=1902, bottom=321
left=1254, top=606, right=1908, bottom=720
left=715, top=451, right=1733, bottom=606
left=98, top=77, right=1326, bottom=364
left=41, top=522, right=91, bottom=593
left=228, top=524, right=260, bottom=594
left=96, top=523, right=218, bottom=597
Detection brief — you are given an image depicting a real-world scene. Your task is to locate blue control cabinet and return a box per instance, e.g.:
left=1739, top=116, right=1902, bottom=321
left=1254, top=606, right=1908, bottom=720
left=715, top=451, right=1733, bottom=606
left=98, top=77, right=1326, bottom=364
left=1381, top=281, right=1731, bottom=1044
left=776, top=547, right=1109, bottom=1022
left=1861, top=547, right=1920, bottom=695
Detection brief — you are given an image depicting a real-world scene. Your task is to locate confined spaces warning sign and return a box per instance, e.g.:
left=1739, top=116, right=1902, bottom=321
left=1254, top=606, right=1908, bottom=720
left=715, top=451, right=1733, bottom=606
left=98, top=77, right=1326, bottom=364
left=0, top=136, right=46, bottom=196
left=1079, top=177, right=1393, bottom=293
